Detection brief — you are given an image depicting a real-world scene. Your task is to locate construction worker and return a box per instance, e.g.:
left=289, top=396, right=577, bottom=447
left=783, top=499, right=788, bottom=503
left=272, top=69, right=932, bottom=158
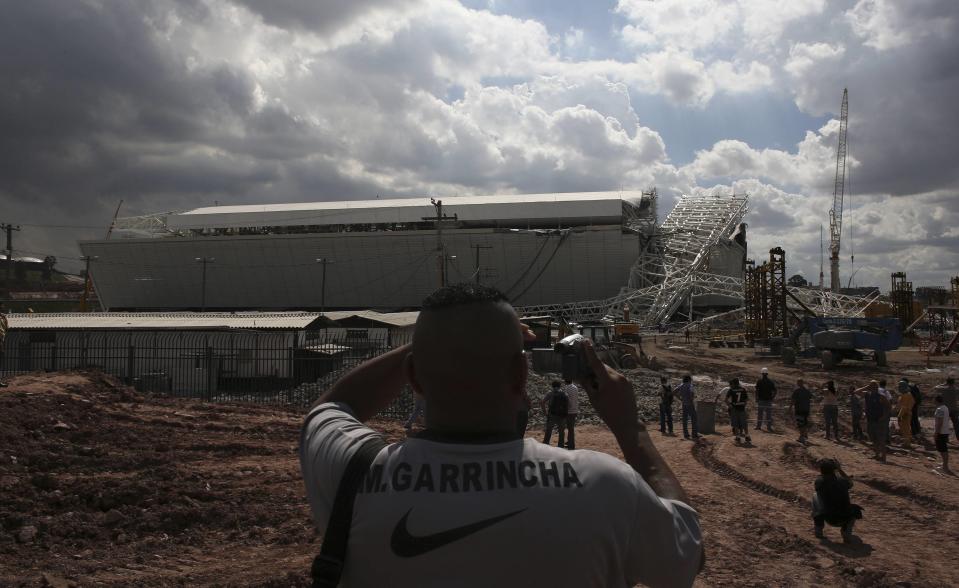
left=0, top=302, right=8, bottom=388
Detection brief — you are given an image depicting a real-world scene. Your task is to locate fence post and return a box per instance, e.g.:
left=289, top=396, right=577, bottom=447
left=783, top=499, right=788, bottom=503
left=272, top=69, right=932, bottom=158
left=205, top=346, right=214, bottom=401
left=126, top=344, right=135, bottom=385
left=50, top=343, right=58, bottom=373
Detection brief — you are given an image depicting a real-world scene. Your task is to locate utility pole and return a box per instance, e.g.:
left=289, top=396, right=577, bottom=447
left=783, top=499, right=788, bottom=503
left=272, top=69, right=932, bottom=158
left=79, top=255, right=99, bottom=312
left=195, top=257, right=215, bottom=311
left=1, top=223, right=22, bottom=285
left=423, top=199, right=458, bottom=288
left=316, top=258, right=335, bottom=314
left=471, top=244, right=492, bottom=284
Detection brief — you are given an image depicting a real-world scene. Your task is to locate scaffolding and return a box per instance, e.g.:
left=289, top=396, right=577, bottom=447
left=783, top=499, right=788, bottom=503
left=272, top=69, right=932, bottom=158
left=952, top=276, right=959, bottom=307
left=890, top=272, right=915, bottom=326
left=743, top=248, right=791, bottom=340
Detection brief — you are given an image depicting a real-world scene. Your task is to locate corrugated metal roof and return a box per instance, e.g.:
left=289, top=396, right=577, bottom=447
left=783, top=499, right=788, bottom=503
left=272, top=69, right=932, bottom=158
left=6, top=310, right=420, bottom=330
left=7, top=312, right=324, bottom=331
left=157, top=191, right=645, bottom=230
left=321, top=310, right=419, bottom=328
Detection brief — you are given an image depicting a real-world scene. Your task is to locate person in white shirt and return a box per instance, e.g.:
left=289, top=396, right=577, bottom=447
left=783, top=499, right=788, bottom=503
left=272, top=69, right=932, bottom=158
left=300, top=283, right=704, bottom=587
left=933, top=395, right=953, bottom=474
left=560, top=379, right=580, bottom=450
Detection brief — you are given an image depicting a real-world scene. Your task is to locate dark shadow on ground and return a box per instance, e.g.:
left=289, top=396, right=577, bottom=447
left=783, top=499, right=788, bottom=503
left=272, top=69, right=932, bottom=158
left=819, top=536, right=874, bottom=558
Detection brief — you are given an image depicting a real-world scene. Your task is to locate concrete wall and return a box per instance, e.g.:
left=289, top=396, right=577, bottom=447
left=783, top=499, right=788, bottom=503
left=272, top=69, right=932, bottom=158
left=81, top=225, right=641, bottom=310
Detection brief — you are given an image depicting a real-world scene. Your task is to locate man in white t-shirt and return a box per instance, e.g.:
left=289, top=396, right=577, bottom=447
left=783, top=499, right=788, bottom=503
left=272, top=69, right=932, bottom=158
left=300, top=283, right=703, bottom=587
left=934, top=394, right=953, bottom=474
left=560, top=379, right=580, bottom=450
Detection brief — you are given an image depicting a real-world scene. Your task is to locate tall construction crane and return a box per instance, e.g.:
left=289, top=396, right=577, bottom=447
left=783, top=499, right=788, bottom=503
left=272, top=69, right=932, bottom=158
left=828, top=88, right=848, bottom=293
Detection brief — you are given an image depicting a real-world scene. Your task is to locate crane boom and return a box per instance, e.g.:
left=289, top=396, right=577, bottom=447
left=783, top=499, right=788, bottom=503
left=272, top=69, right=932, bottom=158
left=829, top=88, right=848, bottom=293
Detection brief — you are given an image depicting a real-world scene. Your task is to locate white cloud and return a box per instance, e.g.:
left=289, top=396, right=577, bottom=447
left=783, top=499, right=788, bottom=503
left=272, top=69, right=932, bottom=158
left=783, top=42, right=845, bottom=78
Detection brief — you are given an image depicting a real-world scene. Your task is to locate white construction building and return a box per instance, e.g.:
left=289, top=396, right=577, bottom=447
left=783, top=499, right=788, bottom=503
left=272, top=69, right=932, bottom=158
left=82, top=191, right=669, bottom=312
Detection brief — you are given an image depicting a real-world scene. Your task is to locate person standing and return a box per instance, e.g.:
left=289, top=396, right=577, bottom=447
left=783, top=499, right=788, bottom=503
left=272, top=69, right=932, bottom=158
left=659, top=376, right=676, bottom=435
left=755, top=367, right=777, bottom=432
left=907, top=379, right=923, bottom=438
left=299, top=283, right=704, bottom=586
left=404, top=391, right=426, bottom=433
left=542, top=380, right=568, bottom=448
left=725, top=378, right=751, bottom=445
left=560, top=378, right=580, bottom=449
left=812, top=459, right=862, bottom=543
left=516, top=392, right=532, bottom=438
left=933, top=395, right=953, bottom=474
left=675, top=375, right=699, bottom=440
left=896, top=381, right=915, bottom=449
left=0, top=303, right=8, bottom=388
left=791, top=379, right=812, bottom=444
left=821, top=381, right=840, bottom=441
left=849, top=385, right=864, bottom=441
left=934, top=377, right=958, bottom=441
left=858, top=381, right=890, bottom=462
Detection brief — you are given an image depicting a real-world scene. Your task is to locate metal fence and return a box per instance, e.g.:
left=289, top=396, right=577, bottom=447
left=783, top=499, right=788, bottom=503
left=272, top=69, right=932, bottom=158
left=0, top=328, right=419, bottom=415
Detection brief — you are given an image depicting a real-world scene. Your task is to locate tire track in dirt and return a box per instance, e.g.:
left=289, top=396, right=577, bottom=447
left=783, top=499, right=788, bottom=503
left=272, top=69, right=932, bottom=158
left=692, top=440, right=809, bottom=506
left=686, top=439, right=867, bottom=585
left=781, top=442, right=952, bottom=511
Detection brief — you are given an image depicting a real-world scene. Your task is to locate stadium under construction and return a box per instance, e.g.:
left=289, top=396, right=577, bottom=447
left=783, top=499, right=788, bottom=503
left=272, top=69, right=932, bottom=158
left=80, top=190, right=884, bottom=327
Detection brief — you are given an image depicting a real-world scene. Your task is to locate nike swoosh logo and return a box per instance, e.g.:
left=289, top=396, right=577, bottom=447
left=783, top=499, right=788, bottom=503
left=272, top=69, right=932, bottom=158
left=390, top=507, right=527, bottom=557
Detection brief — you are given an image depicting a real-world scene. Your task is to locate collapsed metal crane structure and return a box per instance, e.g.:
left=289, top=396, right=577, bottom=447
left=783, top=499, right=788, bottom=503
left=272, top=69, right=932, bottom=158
left=517, top=191, right=881, bottom=326
left=828, top=88, right=849, bottom=293
left=517, top=193, right=748, bottom=325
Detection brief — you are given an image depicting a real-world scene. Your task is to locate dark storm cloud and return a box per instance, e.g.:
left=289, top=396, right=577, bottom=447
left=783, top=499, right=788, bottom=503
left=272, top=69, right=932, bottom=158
left=233, top=0, right=419, bottom=34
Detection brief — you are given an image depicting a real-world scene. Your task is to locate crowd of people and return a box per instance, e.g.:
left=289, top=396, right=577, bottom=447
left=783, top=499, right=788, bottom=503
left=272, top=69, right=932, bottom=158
left=650, top=368, right=957, bottom=472
left=651, top=367, right=956, bottom=544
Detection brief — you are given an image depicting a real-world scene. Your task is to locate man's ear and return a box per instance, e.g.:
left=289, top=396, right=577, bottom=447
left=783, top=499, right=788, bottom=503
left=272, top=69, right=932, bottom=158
left=404, top=352, right=423, bottom=396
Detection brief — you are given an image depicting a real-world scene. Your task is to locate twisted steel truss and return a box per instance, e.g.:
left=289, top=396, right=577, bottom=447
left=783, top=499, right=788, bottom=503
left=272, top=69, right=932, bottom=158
left=518, top=193, right=749, bottom=324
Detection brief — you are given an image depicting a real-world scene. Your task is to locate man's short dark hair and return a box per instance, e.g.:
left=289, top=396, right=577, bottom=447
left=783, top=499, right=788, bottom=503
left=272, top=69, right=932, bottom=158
left=421, top=282, right=509, bottom=311
left=879, top=378, right=887, bottom=387
left=551, top=380, right=562, bottom=388
left=819, top=458, right=839, bottom=476
left=947, top=377, right=955, bottom=386
left=682, top=375, right=691, bottom=383
left=936, top=395, right=945, bottom=404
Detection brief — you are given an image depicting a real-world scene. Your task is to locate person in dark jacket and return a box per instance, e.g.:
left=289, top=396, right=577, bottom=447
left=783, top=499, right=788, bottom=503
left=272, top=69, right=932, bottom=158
left=905, top=379, right=922, bottom=437
left=755, top=367, right=777, bottom=432
left=812, top=459, right=862, bottom=543
left=659, top=376, right=676, bottom=435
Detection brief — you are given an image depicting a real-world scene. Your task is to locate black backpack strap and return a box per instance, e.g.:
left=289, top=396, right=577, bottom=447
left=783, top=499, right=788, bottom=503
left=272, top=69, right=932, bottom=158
left=311, top=436, right=388, bottom=588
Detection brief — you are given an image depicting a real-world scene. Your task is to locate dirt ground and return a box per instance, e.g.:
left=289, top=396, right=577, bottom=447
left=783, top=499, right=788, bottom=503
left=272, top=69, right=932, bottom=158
left=1, top=337, right=957, bottom=587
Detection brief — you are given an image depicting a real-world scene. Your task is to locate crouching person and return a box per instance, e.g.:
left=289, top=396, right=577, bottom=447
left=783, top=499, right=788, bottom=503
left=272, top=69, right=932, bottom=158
left=812, top=459, right=863, bottom=543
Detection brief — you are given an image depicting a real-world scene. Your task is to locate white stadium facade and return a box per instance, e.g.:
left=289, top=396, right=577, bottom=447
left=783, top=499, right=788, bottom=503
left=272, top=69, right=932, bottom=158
left=80, top=191, right=748, bottom=318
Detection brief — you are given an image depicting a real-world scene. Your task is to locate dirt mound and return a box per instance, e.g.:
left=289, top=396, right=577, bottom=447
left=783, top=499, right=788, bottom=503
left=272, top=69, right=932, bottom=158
left=0, top=371, right=322, bottom=586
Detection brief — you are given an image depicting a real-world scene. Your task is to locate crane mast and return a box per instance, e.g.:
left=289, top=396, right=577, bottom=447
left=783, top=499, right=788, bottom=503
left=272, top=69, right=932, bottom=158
left=829, top=88, right=848, bottom=293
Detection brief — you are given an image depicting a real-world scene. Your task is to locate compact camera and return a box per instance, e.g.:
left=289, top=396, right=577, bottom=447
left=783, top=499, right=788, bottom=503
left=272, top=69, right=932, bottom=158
left=553, top=334, right=593, bottom=382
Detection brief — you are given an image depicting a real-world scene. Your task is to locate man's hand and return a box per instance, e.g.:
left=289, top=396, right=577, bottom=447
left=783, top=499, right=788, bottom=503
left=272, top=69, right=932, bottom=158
left=577, top=339, right=642, bottom=438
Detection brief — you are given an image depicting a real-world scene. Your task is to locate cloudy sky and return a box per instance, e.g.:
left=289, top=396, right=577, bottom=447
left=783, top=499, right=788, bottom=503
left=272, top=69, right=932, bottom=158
left=2, top=0, right=957, bottom=289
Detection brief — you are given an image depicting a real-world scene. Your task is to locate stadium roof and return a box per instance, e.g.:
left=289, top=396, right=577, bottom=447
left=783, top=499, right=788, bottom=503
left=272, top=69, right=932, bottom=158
left=157, top=191, right=648, bottom=230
